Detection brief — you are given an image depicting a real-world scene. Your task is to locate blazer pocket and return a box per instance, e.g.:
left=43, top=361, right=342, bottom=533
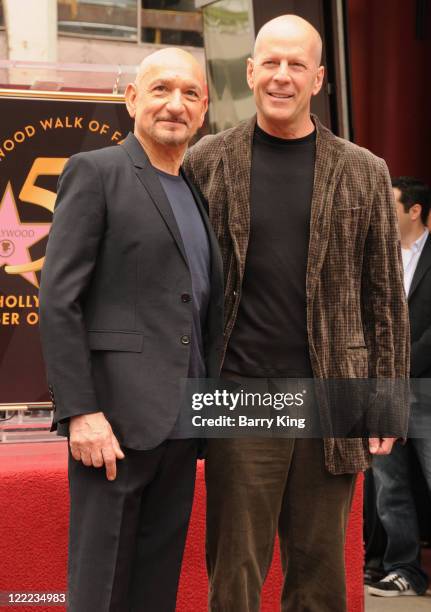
left=87, top=330, right=144, bottom=352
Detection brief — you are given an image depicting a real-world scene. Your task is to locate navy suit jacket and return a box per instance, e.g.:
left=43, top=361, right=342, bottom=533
left=39, top=133, right=224, bottom=449
left=408, top=233, right=431, bottom=403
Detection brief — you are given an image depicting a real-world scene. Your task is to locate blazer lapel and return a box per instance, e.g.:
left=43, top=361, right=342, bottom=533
left=121, top=132, right=188, bottom=267
left=408, top=234, right=431, bottom=300
left=306, top=116, right=346, bottom=303
left=222, top=118, right=255, bottom=272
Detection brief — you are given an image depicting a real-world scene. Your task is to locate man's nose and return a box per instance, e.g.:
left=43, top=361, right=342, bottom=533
left=166, top=90, right=185, bottom=113
left=274, top=61, right=291, bottom=82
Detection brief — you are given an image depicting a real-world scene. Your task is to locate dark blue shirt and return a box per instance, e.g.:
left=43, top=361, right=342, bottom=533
left=156, top=168, right=211, bottom=378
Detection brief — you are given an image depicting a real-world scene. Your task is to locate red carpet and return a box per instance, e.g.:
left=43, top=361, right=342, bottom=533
left=0, top=442, right=363, bottom=612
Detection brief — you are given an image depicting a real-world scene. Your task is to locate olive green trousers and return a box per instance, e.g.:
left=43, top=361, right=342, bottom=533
left=205, top=438, right=357, bottom=612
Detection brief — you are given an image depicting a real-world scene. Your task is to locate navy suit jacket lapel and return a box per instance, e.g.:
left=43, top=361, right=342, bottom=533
left=121, top=132, right=188, bottom=267
left=408, top=234, right=431, bottom=300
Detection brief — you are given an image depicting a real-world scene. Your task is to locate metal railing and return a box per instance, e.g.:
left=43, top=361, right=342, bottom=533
left=0, top=404, right=56, bottom=444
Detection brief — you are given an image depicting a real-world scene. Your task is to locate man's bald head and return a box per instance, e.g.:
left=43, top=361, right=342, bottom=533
left=135, top=48, right=206, bottom=89
left=254, top=15, right=323, bottom=66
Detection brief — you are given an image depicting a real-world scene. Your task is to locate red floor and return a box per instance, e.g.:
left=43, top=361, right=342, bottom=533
left=0, top=441, right=364, bottom=612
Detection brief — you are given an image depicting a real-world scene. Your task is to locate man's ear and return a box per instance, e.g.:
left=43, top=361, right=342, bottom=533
left=198, top=94, right=209, bottom=128
left=246, top=58, right=255, bottom=91
left=312, top=65, right=325, bottom=96
left=125, top=83, right=137, bottom=119
left=409, top=203, right=422, bottom=221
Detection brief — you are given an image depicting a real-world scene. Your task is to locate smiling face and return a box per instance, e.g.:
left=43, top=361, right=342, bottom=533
left=247, top=16, right=324, bottom=138
left=125, top=49, right=207, bottom=150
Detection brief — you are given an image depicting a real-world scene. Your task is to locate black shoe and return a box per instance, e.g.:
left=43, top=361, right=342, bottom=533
left=364, top=567, right=384, bottom=586
left=368, top=572, right=419, bottom=597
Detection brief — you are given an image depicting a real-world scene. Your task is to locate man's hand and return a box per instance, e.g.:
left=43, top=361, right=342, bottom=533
left=69, top=412, right=125, bottom=481
left=369, top=437, right=397, bottom=455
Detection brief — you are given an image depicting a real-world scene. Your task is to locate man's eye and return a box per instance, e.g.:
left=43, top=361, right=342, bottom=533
left=153, top=85, right=167, bottom=92
left=263, top=61, right=277, bottom=67
left=186, top=90, right=199, bottom=98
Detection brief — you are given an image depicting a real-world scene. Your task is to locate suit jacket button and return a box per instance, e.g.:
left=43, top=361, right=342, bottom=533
left=181, top=335, right=191, bottom=345
left=181, top=293, right=191, bottom=303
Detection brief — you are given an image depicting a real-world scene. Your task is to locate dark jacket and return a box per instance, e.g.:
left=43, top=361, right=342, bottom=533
left=184, top=115, right=410, bottom=474
left=39, top=132, right=224, bottom=450
left=409, top=233, right=431, bottom=403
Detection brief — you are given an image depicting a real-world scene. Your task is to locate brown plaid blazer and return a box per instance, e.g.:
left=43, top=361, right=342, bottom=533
left=184, top=114, right=410, bottom=474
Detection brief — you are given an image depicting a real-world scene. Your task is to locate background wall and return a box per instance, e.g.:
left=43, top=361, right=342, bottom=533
left=348, top=0, right=431, bottom=186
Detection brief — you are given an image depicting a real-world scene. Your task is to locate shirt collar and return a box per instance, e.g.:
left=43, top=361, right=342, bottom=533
left=413, top=228, right=429, bottom=254
left=403, top=228, right=429, bottom=254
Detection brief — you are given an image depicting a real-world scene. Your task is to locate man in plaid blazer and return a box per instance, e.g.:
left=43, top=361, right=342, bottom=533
left=184, top=14, right=409, bottom=612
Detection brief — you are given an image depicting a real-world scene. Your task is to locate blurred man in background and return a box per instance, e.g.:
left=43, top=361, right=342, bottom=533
left=370, top=177, right=431, bottom=597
